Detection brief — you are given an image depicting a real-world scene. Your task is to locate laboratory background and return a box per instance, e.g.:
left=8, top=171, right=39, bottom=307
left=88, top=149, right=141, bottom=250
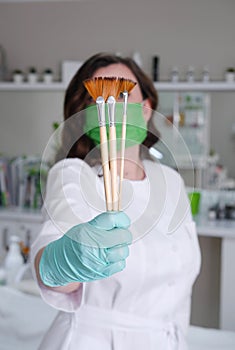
left=0, top=0, right=235, bottom=349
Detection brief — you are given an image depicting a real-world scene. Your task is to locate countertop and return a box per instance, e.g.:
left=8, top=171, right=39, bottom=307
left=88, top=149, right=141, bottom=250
left=194, top=214, right=235, bottom=239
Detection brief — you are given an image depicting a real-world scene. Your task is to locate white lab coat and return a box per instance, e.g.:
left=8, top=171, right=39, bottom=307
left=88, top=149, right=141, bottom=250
left=31, top=158, right=201, bottom=350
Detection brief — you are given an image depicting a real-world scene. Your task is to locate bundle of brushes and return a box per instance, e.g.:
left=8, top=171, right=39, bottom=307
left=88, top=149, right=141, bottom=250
left=83, top=76, right=136, bottom=211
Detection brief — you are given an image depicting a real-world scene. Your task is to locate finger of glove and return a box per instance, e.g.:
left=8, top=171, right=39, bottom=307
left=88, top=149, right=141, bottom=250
left=92, top=227, right=132, bottom=248
left=66, top=223, right=132, bottom=249
left=105, top=245, right=129, bottom=263
left=89, top=211, right=130, bottom=230
left=102, top=259, right=126, bottom=277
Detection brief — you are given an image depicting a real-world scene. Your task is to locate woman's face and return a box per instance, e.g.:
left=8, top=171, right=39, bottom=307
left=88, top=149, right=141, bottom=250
left=92, top=63, right=152, bottom=121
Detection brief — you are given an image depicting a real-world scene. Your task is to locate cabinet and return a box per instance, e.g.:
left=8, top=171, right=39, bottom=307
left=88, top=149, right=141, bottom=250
left=195, top=214, right=235, bottom=331
left=155, top=91, right=210, bottom=168
left=151, top=81, right=235, bottom=187
left=0, top=209, right=42, bottom=261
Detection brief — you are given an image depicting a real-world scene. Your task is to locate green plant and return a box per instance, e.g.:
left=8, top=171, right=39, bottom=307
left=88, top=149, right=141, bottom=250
left=226, top=67, right=235, bottom=73
left=44, top=68, right=53, bottom=74
left=13, top=69, right=23, bottom=75
left=52, top=122, right=59, bottom=130
left=28, top=67, right=37, bottom=74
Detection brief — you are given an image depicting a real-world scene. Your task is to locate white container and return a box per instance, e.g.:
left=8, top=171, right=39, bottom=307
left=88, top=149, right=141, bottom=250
left=171, top=66, right=179, bottom=82
left=202, top=66, right=210, bottom=82
left=186, top=66, right=195, bottom=82
left=13, top=73, right=24, bottom=84
left=27, top=73, right=38, bottom=84
left=132, top=51, right=143, bottom=67
left=43, top=73, right=53, bottom=84
left=225, top=71, right=235, bottom=83
left=4, top=235, right=24, bottom=285
left=62, top=60, right=83, bottom=86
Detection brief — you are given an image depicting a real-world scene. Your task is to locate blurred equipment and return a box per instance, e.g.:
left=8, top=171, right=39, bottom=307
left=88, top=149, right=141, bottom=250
left=0, top=45, right=7, bottom=81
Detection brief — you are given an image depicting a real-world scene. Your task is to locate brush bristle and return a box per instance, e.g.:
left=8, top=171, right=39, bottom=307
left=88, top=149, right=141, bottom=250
left=83, top=77, right=137, bottom=101
left=121, top=79, right=137, bottom=94
left=102, top=77, right=116, bottom=101
left=83, top=77, right=103, bottom=101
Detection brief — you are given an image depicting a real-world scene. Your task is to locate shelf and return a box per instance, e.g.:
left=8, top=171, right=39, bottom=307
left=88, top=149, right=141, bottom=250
left=0, top=81, right=235, bottom=92
left=0, top=82, right=66, bottom=91
left=195, top=214, right=235, bottom=239
left=0, top=207, right=42, bottom=223
left=154, top=81, right=235, bottom=91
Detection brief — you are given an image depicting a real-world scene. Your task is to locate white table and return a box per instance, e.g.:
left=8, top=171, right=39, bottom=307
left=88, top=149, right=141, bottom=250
left=195, top=215, right=235, bottom=331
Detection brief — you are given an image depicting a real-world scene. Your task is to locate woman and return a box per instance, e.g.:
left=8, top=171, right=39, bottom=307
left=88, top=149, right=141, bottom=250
left=31, top=52, right=201, bottom=350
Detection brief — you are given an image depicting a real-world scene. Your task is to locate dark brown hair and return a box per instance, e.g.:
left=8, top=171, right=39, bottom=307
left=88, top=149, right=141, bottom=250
left=56, top=52, right=160, bottom=163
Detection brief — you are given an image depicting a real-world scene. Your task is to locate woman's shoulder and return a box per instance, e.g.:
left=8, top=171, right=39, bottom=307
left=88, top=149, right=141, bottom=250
left=48, top=158, right=90, bottom=175
left=46, top=158, right=95, bottom=189
left=144, top=159, right=182, bottom=182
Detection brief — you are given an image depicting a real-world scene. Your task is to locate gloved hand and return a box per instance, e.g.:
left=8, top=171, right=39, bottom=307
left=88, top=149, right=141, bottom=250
left=39, top=211, right=132, bottom=287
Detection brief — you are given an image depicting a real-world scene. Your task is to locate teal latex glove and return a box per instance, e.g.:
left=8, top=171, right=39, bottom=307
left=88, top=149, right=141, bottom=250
left=39, top=211, right=132, bottom=287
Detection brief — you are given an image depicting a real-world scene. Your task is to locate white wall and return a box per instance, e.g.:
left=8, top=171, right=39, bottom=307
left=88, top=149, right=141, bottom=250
left=0, top=91, right=64, bottom=157
left=0, top=0, right=234, bottom=175
left=0, top=0, right=235, bottom=80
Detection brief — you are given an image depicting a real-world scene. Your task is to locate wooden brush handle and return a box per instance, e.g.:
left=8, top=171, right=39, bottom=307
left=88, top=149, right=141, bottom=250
left=118, top=113, right=127, bottom=210
left=100, top=126, right=112, bottom=211
left=109, top=126, right=118, bottom=211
